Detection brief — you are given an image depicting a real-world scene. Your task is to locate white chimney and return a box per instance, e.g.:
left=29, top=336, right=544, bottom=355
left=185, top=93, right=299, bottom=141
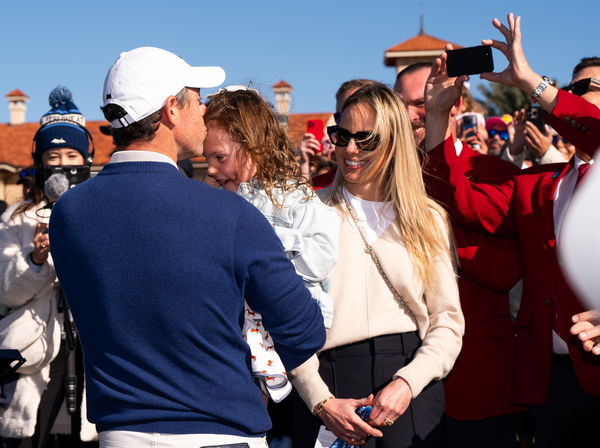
left=6, top=89, right=29, bottom=125
left=272, top=80, right=292, bottom=116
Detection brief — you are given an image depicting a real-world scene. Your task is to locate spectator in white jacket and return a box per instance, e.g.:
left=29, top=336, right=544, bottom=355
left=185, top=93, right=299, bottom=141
left=0, top=86, right=96, bottom=448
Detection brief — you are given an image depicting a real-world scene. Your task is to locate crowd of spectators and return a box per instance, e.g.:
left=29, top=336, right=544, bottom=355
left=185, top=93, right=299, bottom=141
left=0, top=12, right=599, bottom=448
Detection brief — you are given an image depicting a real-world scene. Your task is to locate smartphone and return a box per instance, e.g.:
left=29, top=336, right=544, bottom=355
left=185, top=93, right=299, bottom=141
left=306, top=119, right=325, bottom=154
left=526, top=103, right=546, bottom=133
left=461, top=113, right=478, bottom=132
left=446, top=45, right=494, bottom=77
left=459, top=113, right=481, bottom=149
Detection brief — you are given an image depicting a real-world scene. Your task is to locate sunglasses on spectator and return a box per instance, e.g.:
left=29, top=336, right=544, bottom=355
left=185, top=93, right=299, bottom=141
left=327, top=125, right=380, bottom=151
left=563, top=78, right=600, bottom=96
left=488, top=129, right=509, bottom=141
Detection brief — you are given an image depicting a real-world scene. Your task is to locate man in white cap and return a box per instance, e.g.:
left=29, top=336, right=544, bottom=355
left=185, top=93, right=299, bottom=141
left=48, top=47, right=325, bottom=448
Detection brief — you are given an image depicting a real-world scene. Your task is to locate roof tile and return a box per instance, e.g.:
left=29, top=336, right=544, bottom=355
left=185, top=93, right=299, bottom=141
left=0, top=113, right=332, bottom=168
left=385, top=32, right=462, bottom=52
left=6, top=89, right=29, bottom=99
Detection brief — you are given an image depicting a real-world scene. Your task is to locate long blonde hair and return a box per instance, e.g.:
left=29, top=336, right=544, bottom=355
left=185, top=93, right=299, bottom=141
left=330, top=84, right=452, bottom=288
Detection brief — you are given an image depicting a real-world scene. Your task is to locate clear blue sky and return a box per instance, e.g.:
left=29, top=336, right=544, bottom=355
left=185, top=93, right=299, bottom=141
left=1, top=0, right=598, bottom=123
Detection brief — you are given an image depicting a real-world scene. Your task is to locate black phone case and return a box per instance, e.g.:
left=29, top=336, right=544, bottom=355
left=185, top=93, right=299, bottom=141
left=446, top=45, right=494, bottom=77
left=526, top=105, right=546, bottom=133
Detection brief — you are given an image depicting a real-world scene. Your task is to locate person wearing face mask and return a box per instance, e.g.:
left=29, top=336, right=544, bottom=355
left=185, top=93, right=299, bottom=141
left=289, top=83, right=464, bottom=448
left=0, top=87, right=96, bottom=447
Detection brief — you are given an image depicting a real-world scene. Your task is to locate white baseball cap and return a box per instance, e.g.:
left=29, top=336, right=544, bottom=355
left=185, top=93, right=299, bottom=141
left=103, top=47, right=226, bottom=128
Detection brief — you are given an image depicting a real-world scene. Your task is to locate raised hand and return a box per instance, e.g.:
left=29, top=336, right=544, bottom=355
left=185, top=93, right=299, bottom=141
left=425, top=44, right=469, bottom=115
left=508, top=108, right=527, bottom=155
left=480, top=13, right=536, bottom=89
left=524, top=122, right=553, bottom=158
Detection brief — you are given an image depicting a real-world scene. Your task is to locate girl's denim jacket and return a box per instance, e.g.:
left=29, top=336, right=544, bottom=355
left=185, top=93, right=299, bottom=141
left=238, top=181, right=339, bottom=326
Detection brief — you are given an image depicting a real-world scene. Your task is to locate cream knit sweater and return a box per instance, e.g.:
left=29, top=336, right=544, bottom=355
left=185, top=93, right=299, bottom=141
left=290, top=202, right=464, bottom=410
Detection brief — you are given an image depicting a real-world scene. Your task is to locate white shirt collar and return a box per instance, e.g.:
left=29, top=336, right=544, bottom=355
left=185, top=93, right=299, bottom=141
left=572, top=154, right=594, bottom=170
left=109, top=150, right=179, bottom=169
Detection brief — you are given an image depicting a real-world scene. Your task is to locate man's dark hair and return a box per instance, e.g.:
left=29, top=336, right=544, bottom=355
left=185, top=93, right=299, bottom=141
left=572, top=57, right=600, bottom=78
left=335, top=79, right=380, bottom=105
left=395, top=62, right=434, bottom=83
left=102, top=88, right=188, bottom=148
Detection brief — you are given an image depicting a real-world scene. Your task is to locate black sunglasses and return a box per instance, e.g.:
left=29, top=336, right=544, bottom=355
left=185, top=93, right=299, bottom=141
left=563, top=78, right=600, bottom=96
left=327, top=125, right=380, bottom=151
left=487, top=129, right=509, bottom=141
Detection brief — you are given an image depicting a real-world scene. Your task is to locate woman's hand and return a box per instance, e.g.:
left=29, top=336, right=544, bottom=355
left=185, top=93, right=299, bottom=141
left=319, top=395, right=383, bottom=445
left=368, top=377, right=412, bottom=428
left=31, top=223, right=50, bottom=265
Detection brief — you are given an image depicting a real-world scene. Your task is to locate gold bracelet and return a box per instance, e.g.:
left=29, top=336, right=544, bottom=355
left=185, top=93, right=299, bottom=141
left=312, top=395, right=335, bottom=417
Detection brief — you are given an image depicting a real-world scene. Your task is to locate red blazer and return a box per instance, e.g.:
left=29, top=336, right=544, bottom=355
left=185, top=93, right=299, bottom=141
left=425, top=144, right=524, bottom=419
left=545, top=89, right=600, bottom=158
left=428, top=133, right=600, bottom=404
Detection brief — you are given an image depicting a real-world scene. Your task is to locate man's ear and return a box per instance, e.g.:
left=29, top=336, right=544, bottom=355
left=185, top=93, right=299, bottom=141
left=450, top=96, right=463, bottom=119
left=162, top=95, right=181, bottom=129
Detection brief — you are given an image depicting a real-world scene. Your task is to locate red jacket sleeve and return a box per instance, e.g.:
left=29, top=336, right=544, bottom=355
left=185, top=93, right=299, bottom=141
left=546, top=89, right=600, bottom=158
left=454, top=227, right=522, bottom=293
left=425, top=137, right=517, bottom=237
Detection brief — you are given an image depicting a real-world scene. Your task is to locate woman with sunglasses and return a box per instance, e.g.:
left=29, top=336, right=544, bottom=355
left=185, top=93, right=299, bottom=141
left=290, top=83, right=464, bottom=448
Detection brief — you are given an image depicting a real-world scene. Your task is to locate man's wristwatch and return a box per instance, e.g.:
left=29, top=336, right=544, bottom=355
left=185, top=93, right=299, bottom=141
left=530, top=76, right=553, bottom=102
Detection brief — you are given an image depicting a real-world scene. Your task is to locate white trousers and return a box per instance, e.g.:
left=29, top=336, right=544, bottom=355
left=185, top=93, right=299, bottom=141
left=100, top=430, right=268, bottom=448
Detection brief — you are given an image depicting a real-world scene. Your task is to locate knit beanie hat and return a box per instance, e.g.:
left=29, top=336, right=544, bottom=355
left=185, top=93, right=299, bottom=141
left=34, top=86, right=91, bottom=164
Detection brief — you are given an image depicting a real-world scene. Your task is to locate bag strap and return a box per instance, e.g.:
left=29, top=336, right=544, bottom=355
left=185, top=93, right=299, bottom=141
left=342, top=196, right=418, bottom=326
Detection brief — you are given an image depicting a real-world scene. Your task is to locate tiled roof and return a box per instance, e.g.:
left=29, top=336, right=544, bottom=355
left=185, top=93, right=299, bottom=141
left=273, top=80, right=292, bottom=89
left=6, top=89, right=29, bottom=98
left=0, top=121, right=115, bottom=168
left=385, top=32, right=462, bottom=52
left=0, top=113, right=329, bottom=169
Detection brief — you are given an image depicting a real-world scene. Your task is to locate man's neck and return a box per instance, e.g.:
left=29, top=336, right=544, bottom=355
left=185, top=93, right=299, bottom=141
left=120, top=131, right=178, bottom=163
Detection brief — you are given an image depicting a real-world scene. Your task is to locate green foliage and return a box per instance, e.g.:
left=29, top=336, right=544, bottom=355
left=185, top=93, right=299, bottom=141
left=476, top=82, right=530, bottom=116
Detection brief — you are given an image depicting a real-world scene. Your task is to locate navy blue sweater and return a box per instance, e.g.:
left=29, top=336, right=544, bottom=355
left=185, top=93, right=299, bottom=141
left=50, top=161, right=325, bottom=435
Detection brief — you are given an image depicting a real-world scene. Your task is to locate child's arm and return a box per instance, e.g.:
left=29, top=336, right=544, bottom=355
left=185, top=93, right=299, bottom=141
left=273, top=196, right=339, bottom=284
